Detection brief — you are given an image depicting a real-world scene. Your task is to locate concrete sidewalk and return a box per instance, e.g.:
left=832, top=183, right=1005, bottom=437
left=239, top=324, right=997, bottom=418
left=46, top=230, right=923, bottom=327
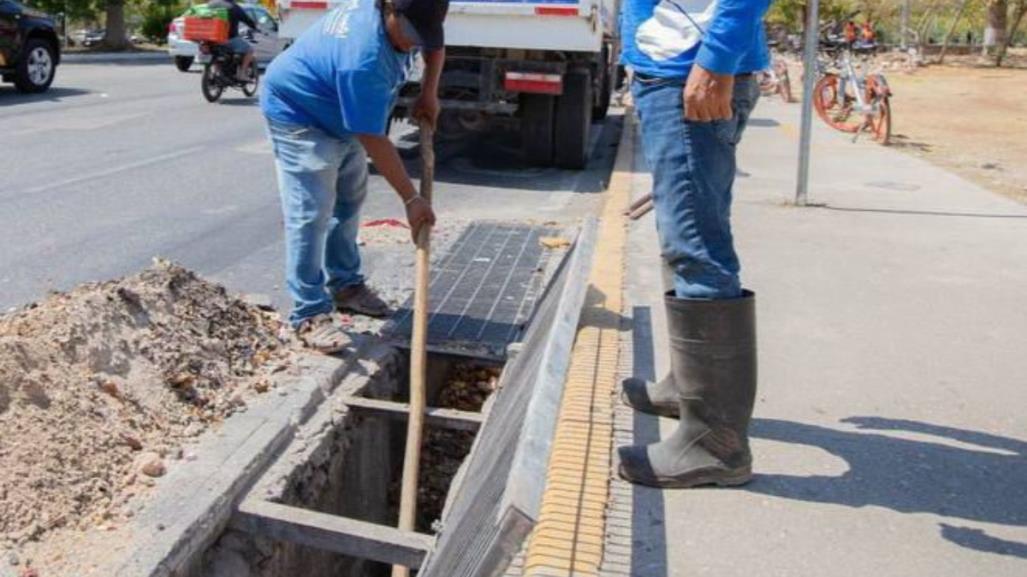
left=611, top=98, right=1027, bottom=577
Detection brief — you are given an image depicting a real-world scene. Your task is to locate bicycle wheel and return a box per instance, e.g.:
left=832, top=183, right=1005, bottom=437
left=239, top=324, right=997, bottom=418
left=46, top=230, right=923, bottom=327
left=774, top=60, right=794, bottom=103
left=868, top=95, right=891, bottom=145
left=813, top=73, right=858, bottom=133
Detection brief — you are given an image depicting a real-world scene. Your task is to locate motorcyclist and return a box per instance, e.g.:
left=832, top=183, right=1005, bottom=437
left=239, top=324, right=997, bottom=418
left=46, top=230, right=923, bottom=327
left=208, top=0, right=258, bottom=80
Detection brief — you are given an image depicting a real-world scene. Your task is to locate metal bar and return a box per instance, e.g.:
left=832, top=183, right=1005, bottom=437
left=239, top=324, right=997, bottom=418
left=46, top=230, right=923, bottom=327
left=628, top=199, right=654, bottom=220
left=344, top=397, right=484, bottom=432
left=231, top=499, right=433, bottom=568
left=626, top=192, right=652, bottom=213
left=795, top=0, right=820, bottom=207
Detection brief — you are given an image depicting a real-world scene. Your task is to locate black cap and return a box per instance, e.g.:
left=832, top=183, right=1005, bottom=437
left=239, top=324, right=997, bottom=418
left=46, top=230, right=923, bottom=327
left=391, top=0, right=449, bottom=51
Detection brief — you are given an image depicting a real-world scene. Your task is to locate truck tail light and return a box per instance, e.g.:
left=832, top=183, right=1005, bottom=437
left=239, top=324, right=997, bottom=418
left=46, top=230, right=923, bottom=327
left=535, top=6, right=579, bottom=16
left=504, top=72, right=563, bottom=95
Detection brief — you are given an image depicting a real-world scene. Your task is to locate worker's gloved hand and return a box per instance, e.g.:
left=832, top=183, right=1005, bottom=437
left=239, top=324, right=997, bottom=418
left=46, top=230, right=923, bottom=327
left=405, top=196, right=436, bottom=242
left=683, top=64, right=734, bottom=122
left=412, top=92, right=441, bottom=131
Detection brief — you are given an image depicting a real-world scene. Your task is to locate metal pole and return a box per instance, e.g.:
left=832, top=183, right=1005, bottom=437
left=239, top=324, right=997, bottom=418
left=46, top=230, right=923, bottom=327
left=901, top=0, right=911, bottom=51
left=795, top=0, right=820, bottom=207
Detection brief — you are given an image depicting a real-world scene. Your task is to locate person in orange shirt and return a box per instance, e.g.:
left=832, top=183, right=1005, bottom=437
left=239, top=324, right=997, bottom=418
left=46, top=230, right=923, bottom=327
left=862, top=21, right=876, bottom=43
left=844, top=20, right=857, bottom=44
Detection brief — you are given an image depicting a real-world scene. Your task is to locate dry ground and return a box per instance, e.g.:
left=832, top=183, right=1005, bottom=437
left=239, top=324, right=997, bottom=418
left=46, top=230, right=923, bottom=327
left=886, top=57, right=1027, bottom=204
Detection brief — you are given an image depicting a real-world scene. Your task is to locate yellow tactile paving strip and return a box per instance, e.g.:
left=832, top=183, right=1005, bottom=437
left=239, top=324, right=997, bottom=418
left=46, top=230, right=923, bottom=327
left=523, top=113, right=635, bottom=577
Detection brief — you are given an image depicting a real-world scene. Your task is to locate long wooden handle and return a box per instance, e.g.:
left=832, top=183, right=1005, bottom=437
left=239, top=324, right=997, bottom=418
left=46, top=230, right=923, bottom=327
left=393, top=126, right=434, bottom=577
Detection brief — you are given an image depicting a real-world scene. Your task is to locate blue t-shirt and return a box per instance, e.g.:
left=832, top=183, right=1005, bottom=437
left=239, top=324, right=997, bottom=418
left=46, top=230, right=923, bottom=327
left=261, top=0, right=410, bottom=138
left=621, top=0, right=770, bottom=79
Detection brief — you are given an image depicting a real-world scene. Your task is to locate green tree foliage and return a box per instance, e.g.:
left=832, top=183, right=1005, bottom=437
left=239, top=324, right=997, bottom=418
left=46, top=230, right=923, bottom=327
left=141, top=0, right=183, bottom=42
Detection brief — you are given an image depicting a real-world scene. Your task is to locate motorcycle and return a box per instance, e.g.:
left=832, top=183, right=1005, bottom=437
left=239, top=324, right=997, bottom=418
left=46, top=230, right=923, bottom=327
left=197, top=40, right=258, bottom=103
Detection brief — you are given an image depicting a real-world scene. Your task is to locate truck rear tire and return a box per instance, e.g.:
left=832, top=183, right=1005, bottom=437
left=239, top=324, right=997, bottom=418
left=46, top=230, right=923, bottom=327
left=555, top=70, right=592, bottom=170
left=521, top=93, right=555, bottom=166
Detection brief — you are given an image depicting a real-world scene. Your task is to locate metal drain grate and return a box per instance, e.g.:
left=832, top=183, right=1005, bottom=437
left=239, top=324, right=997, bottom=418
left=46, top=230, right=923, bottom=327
left=384, top=222, right=562, bottom=360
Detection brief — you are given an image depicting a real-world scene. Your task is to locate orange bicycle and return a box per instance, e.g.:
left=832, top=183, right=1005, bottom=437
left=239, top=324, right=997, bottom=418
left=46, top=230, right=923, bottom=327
left=813, top=41, right=891, bottom=145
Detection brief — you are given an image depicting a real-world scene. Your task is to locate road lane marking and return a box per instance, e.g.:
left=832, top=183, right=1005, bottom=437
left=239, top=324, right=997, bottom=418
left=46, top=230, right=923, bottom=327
left=22, top=146, right=205, bottom=195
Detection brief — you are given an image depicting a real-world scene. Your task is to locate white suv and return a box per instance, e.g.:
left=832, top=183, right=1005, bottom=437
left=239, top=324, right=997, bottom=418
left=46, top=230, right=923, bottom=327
left=167, top=3, right=287, bottom=72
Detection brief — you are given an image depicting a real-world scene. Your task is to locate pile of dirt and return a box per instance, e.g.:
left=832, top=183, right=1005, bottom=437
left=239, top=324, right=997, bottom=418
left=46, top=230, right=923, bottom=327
left=0, top=260, right=292, bottom=549
left=416, top=363, right=501, bottom=531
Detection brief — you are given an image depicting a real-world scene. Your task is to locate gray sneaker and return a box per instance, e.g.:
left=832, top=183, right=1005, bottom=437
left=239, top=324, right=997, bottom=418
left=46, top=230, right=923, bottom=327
left=333, top=283, right=391, bottom=318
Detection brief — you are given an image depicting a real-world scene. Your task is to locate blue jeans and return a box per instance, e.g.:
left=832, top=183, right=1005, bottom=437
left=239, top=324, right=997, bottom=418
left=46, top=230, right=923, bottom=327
left=632, top=74, right=760, bottom=300
left=266, top=118, right=367, bottom=325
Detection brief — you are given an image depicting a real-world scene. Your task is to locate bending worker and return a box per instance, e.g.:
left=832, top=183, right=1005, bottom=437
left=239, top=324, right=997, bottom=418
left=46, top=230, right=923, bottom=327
left=617, top=0, right=770, bottom=489
left=260, top=0, right=447, bottom=352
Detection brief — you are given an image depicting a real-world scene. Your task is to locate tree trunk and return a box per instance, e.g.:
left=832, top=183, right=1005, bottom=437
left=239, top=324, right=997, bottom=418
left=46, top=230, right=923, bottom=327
left=916, top=0, right=941, bottom=43
left=937, top=0, right=971, bottom=64
left=103, top=0, right=129, bottom=51
left=996, top=0, right=1027, bottom=66
left=983, top=0, right=1009, bottom=55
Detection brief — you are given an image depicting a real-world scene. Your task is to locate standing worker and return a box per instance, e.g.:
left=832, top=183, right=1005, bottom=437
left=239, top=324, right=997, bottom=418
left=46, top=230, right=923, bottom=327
left=616, top=0, right=770, bottom=489
left=260, top=0, right=448, bottom=352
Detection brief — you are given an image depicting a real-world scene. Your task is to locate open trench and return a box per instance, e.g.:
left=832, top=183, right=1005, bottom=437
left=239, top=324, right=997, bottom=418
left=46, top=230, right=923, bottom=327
left=190, top=347, right=503, bottom=577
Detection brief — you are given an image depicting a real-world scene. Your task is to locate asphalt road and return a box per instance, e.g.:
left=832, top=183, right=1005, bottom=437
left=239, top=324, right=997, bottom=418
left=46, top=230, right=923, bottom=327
left=0, top=60, right=618, bottom=314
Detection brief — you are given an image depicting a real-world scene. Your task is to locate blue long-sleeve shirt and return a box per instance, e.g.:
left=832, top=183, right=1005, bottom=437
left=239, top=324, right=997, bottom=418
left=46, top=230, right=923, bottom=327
left=621, top=0, right=770, bottom=78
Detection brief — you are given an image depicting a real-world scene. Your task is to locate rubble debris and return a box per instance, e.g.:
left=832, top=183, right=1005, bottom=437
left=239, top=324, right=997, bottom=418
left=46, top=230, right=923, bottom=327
left=0, top=259, right=293, bottom=547
left=539, top=236, right=572, bottom=249
left=416, top=363, right=501, bottom=531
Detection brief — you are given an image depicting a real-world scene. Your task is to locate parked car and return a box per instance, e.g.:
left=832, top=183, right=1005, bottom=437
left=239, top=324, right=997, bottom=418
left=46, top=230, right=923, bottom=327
left=81, top=28, right=105, bottom=47
left=167, top=2, right=285, bottom=72
left=0, top=0, right=60, bottom=93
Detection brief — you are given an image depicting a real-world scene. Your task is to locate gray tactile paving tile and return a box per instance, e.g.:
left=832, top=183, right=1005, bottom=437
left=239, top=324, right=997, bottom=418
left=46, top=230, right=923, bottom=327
left=384, top=222, right=559, bottom=360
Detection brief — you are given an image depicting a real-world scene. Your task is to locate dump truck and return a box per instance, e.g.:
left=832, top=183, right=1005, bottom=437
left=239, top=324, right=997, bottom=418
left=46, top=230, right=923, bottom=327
left=276, top=0, right=620, bottom=169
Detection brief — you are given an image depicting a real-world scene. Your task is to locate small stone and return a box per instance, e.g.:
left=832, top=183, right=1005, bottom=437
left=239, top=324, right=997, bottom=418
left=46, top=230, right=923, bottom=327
left=182, top=423, right=202, bottom=438
left=156, top=523, right=166, bottom=531
left=7, top=553, right=19, bottom=566
left=98, top=381, right=120, bottom=398
left=980, top=161, right=1000, bottom=170
left=184, top=451, right=198, bottom=462
left=252, top=380, right=270, bottom=394
left=135, top=452, right=166, bottom=478
left=119, top=433, right=143, bottom=451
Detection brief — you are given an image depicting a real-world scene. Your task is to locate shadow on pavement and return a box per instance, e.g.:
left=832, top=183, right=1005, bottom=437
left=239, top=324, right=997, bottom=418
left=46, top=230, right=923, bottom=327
left=216, top=98, right=259, bottom=107
left=820, top=204, right=1027, bottom=219
left=0, top=86, right=92, bottom=105
left=939, top=523, right=1027, bottom=559
left=625, top=305, right=669, bottom=577
left=747, top=417, right=1027, bottom=557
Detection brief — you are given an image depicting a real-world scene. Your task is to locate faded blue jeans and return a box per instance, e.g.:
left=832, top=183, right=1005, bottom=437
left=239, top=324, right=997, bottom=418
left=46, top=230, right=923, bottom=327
left=632, top=74, right=760, bottom=300
left=266, top=118, right=368, bottom=326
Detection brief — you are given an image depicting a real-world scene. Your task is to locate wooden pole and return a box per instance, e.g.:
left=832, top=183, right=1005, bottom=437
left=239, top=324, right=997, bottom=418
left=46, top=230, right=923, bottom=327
left=392, top=125, right=434, bottom=577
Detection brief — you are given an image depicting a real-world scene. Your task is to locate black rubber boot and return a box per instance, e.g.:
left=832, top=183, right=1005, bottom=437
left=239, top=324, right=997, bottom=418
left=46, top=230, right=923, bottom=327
left=621, top=374, right=679, bottom=418
left=618, top=290, right=757, bottom=488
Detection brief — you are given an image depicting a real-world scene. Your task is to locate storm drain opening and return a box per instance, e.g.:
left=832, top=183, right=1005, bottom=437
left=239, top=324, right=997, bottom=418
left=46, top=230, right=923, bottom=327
left=195, top=220, right=596, bottom=577
left=197, top=347, right=504, bottom=577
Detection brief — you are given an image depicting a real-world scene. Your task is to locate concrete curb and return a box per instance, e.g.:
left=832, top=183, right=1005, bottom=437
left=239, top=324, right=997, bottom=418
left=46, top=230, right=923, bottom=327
left=62, top=52, right=169, bottom=64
